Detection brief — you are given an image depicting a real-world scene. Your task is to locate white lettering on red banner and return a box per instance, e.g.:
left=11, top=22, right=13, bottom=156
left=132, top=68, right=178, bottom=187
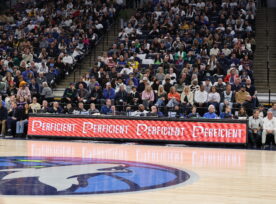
left=28, top=117, right=247, bottom=144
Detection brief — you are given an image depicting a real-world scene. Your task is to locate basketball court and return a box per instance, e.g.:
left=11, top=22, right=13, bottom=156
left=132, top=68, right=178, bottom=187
left=0, top=139, right=275, bottom=204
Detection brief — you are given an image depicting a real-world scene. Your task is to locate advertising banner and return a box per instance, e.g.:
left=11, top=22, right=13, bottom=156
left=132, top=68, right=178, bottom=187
left=28, top=116, right=247, bottom=144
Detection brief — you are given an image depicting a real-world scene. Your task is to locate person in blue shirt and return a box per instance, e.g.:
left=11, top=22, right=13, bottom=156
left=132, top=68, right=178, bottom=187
left=102, top=82, right=115, bottom=100
left=203, top=104, right=218, bottom=119
left=219, top=105, right=233, bottom=119
left=101, top=99, right=113, bottom=114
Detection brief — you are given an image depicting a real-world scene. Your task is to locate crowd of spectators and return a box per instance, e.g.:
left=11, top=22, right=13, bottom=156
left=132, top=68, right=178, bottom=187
left=0, top=0, right=275, bottom=148
left=0, top=0, right=122, bottom=137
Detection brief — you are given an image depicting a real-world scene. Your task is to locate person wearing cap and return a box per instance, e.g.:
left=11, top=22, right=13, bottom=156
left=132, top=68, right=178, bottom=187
left=262, top=111, right=276, bottom=148
left=235, top=85, right=250, bottom=107
left=224, top=66, right=239, bottom=84
left=17, top=81, right=31, bottom=102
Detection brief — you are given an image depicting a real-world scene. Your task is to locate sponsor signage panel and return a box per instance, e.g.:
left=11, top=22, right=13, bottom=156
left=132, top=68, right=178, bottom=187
left=28, top=116, right=247, bottom=144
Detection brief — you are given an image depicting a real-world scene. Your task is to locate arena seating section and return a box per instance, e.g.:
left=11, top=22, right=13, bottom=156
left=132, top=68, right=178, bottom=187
left=0, top=0, right=262, bottom=137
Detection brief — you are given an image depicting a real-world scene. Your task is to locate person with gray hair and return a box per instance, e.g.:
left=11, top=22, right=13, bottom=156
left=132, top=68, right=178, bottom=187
left=262, top=111, right=276, bottom=148
left=203, top=104, right=218, bottom=119
left=40, top=82, right=54, bottom=102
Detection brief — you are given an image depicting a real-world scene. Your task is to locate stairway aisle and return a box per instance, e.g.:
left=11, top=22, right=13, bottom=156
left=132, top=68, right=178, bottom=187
left=53, top=9, right=136, bottom=98
left=254, top=8, right=276, bottom=94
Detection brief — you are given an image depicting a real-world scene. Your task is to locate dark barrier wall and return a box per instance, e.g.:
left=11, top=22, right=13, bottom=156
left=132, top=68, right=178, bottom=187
left=27, top=115, right=248, bottom=144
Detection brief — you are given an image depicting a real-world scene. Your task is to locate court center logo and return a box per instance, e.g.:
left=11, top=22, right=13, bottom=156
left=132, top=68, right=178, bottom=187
left=0, top=157, right=196, bottom=195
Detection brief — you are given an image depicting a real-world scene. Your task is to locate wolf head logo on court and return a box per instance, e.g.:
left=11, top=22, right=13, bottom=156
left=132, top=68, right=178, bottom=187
left=0, top=156, right=194, bottom=195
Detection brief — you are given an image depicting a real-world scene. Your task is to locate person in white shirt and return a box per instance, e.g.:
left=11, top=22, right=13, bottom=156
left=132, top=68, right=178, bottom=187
left=207, top=86, right=220, bottom=110
left=194, top=85, right=208, bottom=116
left=248, top=110, right=263, bottom=148
left=209, top=44, right=220, bottom=56
left=262, top=111, right=276, bottom=146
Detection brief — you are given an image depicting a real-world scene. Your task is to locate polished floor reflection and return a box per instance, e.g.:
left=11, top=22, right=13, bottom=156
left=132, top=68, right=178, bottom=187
left=0, top=139, right=276, bottom=203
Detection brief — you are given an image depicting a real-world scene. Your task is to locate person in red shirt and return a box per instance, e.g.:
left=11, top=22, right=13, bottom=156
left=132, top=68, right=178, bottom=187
left=167, top=86, right=180, bottom=108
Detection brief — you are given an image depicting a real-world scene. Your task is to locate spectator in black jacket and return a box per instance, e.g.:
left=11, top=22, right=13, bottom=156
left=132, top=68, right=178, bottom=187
left=7, top=102, right=18, bottom=136
left=242, top=95, right=255, bottom=116
left=15, top=103, right=29, bottom=136
left=0, top=102, right=8, bottom=136
left=62, top=83, right=77, bottom=104
left=115, top=84, right=128, bottom=111
left=88, top=83, right=102, bottom=105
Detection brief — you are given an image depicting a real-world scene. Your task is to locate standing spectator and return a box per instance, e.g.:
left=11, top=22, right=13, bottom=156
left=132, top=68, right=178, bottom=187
left=0, top=102, right=8, bottom=136
left=15, top=103, right=29, bottom=137
left=262, top=111, right=276, bottom=148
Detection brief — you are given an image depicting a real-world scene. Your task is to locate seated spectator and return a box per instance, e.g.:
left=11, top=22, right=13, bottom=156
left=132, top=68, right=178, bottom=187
left=130, top=104, right=148, bottom=117
left=155, top=85, right=167, bottom=108
left=29, top=97, right=41, bottom=113
left=214, top=77, right=226, bottom=94
left=73, top=102, right=89, bottom=115
left=62, top=83, right=77, bottom=104
left=194, top=85, right=208, bottom=116
left=268, top=103, right=276, bottom=117
left=0, top=102, right=8, bottom=136
left=128, top=86, right=141, bottom=108
left=187, top=105, right=200, bottom=119
left=15, top=103, right=29, bottom=137
left=262, top=111, right=276, bottom=148
left=203, top=105, right=218, bottom=119
left=219, top=105, right=233, bottom=119
left=76, top=83, right=89, bottom=103
left=242, top=95, right=254, bottom=116
left=41, top=100, right=50, bottom=113
left=167, top=86, right=180, bottom=108
left=180, top=86, right=194, bottom=114
left=235, top=85, right=250, bottom=108
left=49, top=102, right=63, bottom=114
left=147, top=105, right=163, bottom=117
left=101, top=99, right=113, bottom=115
left=207, top=86, right=221, bottom=110
left=63, top=103, right=74, bottom=114
left=142, top=85, right=154, bottom=110
left=0, top=79, right=7, bottom=97
left=103, top=82, right=115, bottom=101
left=115, top=84, right=128, bottom=111
left=220, top=84, right=235, bottom=113
left=168, top=105, right=184, bottom=118
left=40, top=82, right=54, bottom=102
left=88, top=103, right=100, bottom=115
left=248, top=110, right=263, bottom=148
left=88, top=83, right=102, bottom=105
left=29, top=78, right=40, bottom=98
left=258, top=104, right=267, bottom=118
left=237, top=106, right=248, bottom=120
left=17, top=81, right=31, bottom=102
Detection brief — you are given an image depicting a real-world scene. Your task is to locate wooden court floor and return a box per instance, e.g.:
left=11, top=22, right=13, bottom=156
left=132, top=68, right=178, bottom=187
left=0, top=139, right=275, bottom=204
